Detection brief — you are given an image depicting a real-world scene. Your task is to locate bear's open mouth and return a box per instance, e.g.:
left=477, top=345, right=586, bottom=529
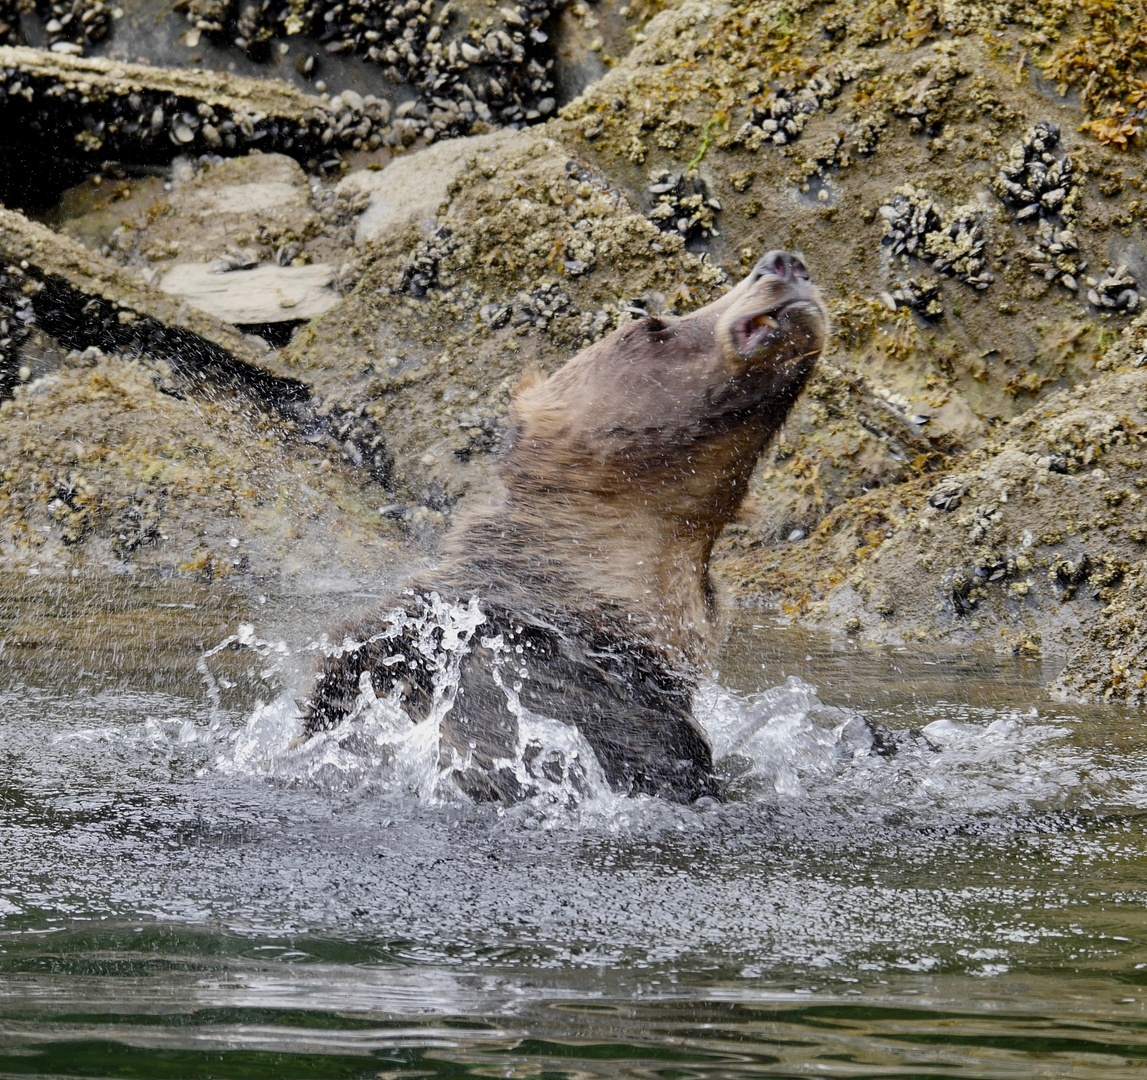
left=730, top=299, right=813, bottom=358
left=748, top=313, right=781, bottom=333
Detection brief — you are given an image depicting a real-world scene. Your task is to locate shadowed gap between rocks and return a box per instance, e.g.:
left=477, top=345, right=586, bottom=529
left=0, top=45, right=390, bottom=210
left=1, top=262, right=395, bottom=487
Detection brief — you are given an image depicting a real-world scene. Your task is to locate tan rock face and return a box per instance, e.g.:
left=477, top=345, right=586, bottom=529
left=266, top=0, right=1146, bottom=552
left=159, top=263, right=339, bottom=324
left=718, top=365, right=1147, bottom=694
left=338, top=130, right=533, bottom=247
left=0, top=350, right=401, bottom=584
left=187, top=180, right=311, bottom=218
left=549, top=0, right=1147, bottom=542
left=112, top=153, right=324, bottom=283
left=1057, top=563, right=1147, bottom=705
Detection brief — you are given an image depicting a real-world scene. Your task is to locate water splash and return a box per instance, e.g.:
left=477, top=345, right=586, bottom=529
left=205, top=597, right=1087, bottom=824
left=213, top=595, right=475, bottom=800
left=697, top=677, right=1084, bottom=822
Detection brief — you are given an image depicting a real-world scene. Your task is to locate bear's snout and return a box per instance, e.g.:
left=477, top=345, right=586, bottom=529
left=750, top=249, right=810, bottom=284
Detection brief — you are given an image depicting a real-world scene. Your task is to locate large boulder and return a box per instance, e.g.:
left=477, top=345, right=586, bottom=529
left=717, top=355, right=1147, bottom=702
left=0, top=201, right=399, bottom=584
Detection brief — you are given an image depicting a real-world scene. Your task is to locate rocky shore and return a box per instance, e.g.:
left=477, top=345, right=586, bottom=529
left=0, top=0, right=1144, bottom=701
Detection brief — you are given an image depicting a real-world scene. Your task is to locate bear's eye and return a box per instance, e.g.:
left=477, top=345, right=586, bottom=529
left=644, top=317, right=667, bottom=333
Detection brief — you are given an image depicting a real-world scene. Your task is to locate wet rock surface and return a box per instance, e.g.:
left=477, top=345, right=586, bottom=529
left=336, top=128, right=524, bottom=245
left=93, top=151, right=352, bottom=323
left=158, top=261, right=340, bottom=322
left=0, top=45, right=391, bottom=205
left=719, top=361, right=1147, bottom=703
left=0, top=348, right=401, bottom=581
left=0, top=0, right=1146, bottom=700
left=0, top=202, right=275, bottom=378
left=0, top=201, right=394, bottom=485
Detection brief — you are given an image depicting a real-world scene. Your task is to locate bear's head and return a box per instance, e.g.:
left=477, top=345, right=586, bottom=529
left=502, top=250, right=827, bottom=532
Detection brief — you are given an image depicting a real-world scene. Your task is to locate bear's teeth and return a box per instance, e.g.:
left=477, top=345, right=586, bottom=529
left=752, top=314, right=780, bottom=330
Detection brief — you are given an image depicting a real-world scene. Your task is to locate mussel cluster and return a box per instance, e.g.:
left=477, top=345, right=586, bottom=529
left=879, top=185, right=993, bottom=290
left=1021, top=219, right=1086, bottom=292
left=572, top=306, right=612, bottom=343
left=310, top=180, right=371, bottom=247
left=0, top=0, right=17, bottom=43
left=884, top=276, right=943, bottom=319
left=997, top=121, right=1076, bottom=221
left=880, top=188, right=938, bottom=257
left=399, top=223, right=454, bottom=296
left=313, top=88, right=394, bottom=149
left=1086, top=265, right=1141, bottom=314
left=0, top=0, right=109, bottom=50
left=305, top=397, right=393, bottom=483
left=176, top=0, right=561, bottom=135
left=0, top=59, right=394, bottom=165
left=927, top=475, right=967, bottom=512
left=0, top=262, right=36, bottom=399
left=452, top=404, right=502, bottom=456
left=479, top=289, right=612, bottom=345
left=41, top=0, right=111, bottom=53
left=948, top=547, right=1032, bottom=613
left=732, top=67, right=856, bottom=150
left=508, top=282, right=570, bottom=329
left=645, top=170, right=720, bottom=242
left=1049, top=552, right=1091, bottom=600
left=478, top=284, right=569, bottom=328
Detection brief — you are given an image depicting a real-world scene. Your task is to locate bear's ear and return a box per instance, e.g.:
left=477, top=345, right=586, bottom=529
left=502, top=367, right=546, bottom=454
left=511, top=365, right=546, bottom=397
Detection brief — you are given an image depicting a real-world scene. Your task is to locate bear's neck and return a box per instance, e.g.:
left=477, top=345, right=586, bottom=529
left=439, top=491, right=728, bottom=667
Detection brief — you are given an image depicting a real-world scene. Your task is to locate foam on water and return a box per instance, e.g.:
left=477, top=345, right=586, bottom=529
left=204, top=597, right=1090, bottom=826
left=696, top=678, right=1086, bottom=822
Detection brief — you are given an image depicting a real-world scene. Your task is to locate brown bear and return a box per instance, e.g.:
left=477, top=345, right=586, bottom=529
left=303, top=250, right=827, bottom=803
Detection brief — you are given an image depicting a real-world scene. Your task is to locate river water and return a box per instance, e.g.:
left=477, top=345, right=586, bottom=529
left=3, top=577, right=1147, bottom=1078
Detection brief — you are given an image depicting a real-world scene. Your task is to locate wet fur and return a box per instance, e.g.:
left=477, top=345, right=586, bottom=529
left=309, top=592, right=716, bottom=802
left=304, top=252, right=827, bottom=803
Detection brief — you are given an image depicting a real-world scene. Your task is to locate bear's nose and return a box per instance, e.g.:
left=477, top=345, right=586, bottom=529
left=752, top=250, right=809, bottom=283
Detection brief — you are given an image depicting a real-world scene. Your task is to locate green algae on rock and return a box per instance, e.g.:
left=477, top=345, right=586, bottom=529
left=534, top=0, right=1146, bottom=556
left=1043, top=0, right=1147, bottom=149
left=717, top=352, right=1147, bottom=701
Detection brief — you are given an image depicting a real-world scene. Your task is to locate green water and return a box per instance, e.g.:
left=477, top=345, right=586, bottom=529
left=3, top=578, right=1147, bottom=1078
